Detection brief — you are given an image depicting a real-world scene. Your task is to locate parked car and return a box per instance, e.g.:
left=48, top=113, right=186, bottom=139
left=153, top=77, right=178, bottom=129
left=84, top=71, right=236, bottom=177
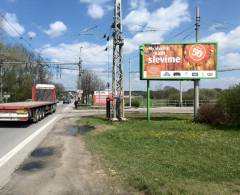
left=63, top=97, right=71, bottom=104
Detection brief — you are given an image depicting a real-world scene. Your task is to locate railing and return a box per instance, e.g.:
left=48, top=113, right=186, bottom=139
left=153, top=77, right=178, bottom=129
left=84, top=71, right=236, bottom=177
left=139, top=99, right=217, bottom=108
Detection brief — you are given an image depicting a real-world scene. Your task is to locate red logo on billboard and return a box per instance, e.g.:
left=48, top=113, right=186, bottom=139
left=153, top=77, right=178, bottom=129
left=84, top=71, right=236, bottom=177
left=146, top=65, right=161, bottom=77
left=186, top=44, right=209, bottom=64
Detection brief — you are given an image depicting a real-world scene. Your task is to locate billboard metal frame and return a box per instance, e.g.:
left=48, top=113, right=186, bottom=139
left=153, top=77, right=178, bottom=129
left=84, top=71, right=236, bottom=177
left=140, top=42, right=218, bottom=81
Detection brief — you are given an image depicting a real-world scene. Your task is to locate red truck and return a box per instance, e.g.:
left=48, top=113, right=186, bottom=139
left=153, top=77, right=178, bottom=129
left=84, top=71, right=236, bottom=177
left=0, top=84, right=57, bottom=122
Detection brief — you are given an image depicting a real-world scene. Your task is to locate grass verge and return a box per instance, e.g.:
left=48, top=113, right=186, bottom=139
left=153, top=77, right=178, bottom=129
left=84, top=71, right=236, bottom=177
left=78, top=114, right=240, bottom=194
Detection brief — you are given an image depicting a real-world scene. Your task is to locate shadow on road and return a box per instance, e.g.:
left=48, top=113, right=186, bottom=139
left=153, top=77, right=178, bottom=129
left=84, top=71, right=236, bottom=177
left=0, top=121, right=32, bottom=128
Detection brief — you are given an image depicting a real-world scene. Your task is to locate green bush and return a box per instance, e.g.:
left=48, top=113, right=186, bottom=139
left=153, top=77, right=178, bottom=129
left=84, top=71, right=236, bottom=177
left=125, top=99, right=140, bottom=107
left=197, top=103, right=226, bottom=125
left=218, top=84, right=240, bottom=125
left=198, top=84, right=240, bottom=126
left=131, top=100, right=140, bottom=107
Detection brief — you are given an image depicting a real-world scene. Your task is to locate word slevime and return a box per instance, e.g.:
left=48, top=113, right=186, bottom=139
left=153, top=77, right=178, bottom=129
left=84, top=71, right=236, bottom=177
left=148, top=56, right=181, bottom=64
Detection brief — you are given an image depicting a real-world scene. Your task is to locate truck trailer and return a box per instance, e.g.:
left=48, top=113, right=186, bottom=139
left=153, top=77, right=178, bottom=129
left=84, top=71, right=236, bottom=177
left=0, top=84, right=57, bottom=122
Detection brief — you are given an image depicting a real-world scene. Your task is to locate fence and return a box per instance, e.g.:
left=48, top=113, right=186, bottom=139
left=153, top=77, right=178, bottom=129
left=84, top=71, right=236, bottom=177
left=125, top=97, right=217, bottom=108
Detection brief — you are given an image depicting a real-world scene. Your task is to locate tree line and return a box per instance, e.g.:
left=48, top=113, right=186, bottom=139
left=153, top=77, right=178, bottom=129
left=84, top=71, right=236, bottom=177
left=77, top=70, right=105, bottom=104
left=0, top=42, right=64, bottom=102
left=125, top=86, right=222, bottom=101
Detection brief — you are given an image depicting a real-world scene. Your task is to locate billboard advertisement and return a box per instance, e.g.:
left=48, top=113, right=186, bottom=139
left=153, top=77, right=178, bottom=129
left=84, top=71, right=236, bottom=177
left=140, top=42, right=217, bottom=80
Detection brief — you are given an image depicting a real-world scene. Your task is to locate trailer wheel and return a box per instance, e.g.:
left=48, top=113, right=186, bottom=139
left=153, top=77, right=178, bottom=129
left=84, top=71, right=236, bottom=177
left=33, top=109, right=38, bottom=123
left=36, top=110, right=40, bottom=121
left=39, top=109, right=43, bottom=120
left=42, top=109, right=45, bottom=119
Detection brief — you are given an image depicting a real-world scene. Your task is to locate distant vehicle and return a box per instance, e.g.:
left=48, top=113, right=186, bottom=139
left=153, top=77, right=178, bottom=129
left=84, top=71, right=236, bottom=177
left=0, top=84, right=57, bottom=122
left=63, top=97, right=71, bottom=104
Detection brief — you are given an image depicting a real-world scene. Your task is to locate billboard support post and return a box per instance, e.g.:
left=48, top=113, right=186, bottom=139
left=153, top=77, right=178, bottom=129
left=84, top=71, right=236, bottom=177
left=194, top=6, right=200, bottom=121
left=147, top=80, right=151, bottom=122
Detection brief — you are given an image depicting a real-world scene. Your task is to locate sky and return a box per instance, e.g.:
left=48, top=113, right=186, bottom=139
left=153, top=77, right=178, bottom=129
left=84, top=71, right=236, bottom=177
left=0, top=0, right=240, bottom=91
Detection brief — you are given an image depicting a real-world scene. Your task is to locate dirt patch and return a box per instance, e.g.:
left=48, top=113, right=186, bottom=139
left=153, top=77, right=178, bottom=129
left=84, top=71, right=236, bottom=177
left=91, top=125, right=113, bottom=135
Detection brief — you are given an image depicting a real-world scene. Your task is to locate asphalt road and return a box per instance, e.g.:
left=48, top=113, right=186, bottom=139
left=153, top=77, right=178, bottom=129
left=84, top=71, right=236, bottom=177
left=0, top=102, right=69, bottom=159
left=0, top=102, right=73, bottom=187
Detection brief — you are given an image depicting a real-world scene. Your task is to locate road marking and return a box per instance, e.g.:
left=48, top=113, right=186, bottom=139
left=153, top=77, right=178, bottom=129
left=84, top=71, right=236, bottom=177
left=0, top=116, right=58, bottom=168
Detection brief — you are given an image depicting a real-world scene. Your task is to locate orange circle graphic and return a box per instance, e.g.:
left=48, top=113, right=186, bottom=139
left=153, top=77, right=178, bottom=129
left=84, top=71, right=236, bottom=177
left=188, top=44, right=206, bottom=63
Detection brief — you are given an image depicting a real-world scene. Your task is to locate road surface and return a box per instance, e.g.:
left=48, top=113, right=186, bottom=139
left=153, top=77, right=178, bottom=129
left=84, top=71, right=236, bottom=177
left=0, top=102, right=72, bottom=187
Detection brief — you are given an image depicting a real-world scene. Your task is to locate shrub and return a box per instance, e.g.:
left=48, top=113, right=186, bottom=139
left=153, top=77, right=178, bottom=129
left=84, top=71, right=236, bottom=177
left=131, top=100, right=140, bottom=107
left=197, top=103, right=226, bottom=125
left=218, top=84, right=240, bottom=125
left=125, top=99, right=140, bottom=108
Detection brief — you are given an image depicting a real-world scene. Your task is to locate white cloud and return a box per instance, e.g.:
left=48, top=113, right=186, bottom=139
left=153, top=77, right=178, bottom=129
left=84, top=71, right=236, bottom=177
left=123, top=0, right=190, bottom=54
left=88, top=4, right=104, bottom=19
left=203, top=25, right=240, bottom=69
left=209, top=22, right=227, bottom=31
left=129, top=0, right=146, bottom=10
left=220, top=52, right=240, bottom=68
left=37, top=42, right=109, bottom=66
left=79, top=0, right=110, bottom=19
left=1, top=12, right=25, bottom=37
left=204, top=26, right=240, bottom=51
left=123, top=8, right=150, bottom=32
left=27, top=31, right=36, bottom=38
left=44, top=21, right=67, bottom=38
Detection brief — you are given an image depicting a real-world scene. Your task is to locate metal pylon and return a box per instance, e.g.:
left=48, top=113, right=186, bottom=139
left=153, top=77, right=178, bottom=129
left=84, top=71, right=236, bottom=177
left=112, top=0, right=125, bottom=121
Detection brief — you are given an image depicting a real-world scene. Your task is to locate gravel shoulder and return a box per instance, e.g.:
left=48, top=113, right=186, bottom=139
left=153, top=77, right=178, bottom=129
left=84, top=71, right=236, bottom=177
left=0, top=114, right=124, bottom=195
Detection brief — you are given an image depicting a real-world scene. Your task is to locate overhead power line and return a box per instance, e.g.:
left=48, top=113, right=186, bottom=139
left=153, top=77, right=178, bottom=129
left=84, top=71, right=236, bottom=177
left=0, top=13, right=33, bottom=49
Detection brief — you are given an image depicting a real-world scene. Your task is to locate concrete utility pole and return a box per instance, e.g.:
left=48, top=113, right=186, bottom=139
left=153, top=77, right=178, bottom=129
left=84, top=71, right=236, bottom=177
left=129, top=59, right=131, bottom=107
left=0, top=60, right=3, bottom=103
left=194, top=6, right=200, bottom=120
left=112, top=0, right=125, bottom=121
left=78, top=46, right=83, bottom=78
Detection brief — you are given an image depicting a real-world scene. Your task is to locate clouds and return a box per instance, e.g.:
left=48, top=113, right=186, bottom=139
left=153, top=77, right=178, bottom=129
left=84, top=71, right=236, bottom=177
left=129, top=0, right=146, bottom=10
left=204, top=25, right=240, bottom=68
left=44, top=21, right=67, bottom=38
left=1, top=12, right=25, bottom=37
left=79, top=0, right=110, bottom=19
left=204, top=26, right=240, bottom=52
left=88, top=4, right=104, bottom=19
left=1, top=12, right=67, bottom=39
left=27, top=31, right=36, bottom=39
left=124, top=0, right=190, bottom=54
left=38, top=42, right=109, bottom=66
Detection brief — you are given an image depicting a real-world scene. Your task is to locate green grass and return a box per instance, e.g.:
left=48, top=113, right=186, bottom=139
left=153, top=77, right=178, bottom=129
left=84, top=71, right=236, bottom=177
left=78, top=114, right=240, bottom=194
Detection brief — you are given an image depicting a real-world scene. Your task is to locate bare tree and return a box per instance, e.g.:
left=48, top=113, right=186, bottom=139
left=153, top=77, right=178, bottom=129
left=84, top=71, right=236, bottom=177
left=78, top=70, right=105, bottom=104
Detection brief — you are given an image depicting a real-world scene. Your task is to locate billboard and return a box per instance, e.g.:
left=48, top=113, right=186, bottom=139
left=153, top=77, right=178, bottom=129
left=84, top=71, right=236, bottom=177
left=140, top=42, right=217, bottom=80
